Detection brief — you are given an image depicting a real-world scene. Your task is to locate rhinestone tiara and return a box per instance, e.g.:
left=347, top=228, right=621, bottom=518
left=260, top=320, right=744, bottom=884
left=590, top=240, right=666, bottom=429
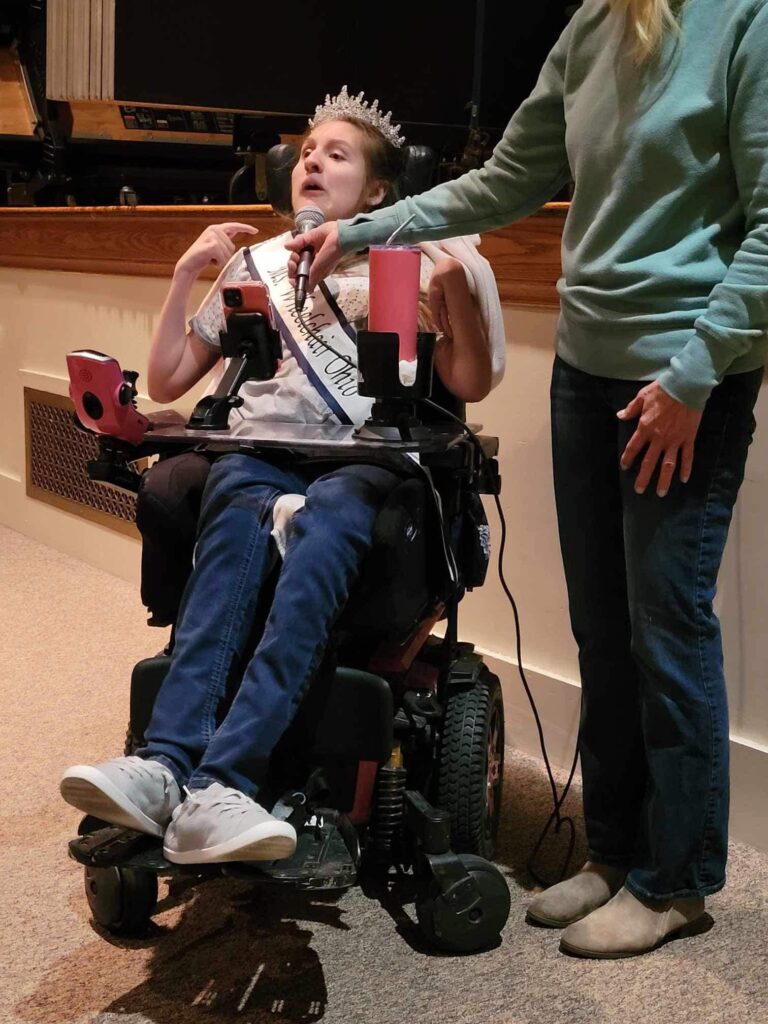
left=309, top=85, right=405, bottom=148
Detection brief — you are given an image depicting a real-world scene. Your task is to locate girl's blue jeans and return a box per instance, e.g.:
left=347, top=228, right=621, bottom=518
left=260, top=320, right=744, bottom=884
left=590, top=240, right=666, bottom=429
left=551, top=355, right=762, bottom=900
left=139, top=452, right=401, bottom=798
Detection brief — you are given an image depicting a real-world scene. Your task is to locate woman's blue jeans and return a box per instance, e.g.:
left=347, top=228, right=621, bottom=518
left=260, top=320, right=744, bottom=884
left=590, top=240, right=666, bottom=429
left=139, top=452, right=401, bottom=798
left=550, top=356, right=762, bottom=901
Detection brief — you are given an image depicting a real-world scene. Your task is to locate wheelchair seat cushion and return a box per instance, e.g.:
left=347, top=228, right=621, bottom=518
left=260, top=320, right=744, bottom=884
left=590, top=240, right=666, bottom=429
left=136, top=451, right=453, bottom=636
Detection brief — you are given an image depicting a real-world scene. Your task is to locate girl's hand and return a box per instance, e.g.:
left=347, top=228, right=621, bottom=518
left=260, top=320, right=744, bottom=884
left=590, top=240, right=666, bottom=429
left=285, top=222, right=342, bottom=290
left=617, top=381, right=703, bottom=497
left=428, top=258, right=468, bottom=339
left=175, top=222, right=259, bottom=278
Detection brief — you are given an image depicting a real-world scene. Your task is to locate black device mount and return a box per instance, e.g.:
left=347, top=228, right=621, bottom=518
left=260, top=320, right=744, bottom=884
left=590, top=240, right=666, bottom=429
left=355, top=330, right=437, bottom=443
left=187, top=312, right=282, bottom=431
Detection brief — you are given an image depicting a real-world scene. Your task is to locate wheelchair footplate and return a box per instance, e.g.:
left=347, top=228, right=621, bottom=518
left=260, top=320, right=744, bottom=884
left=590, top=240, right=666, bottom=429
left=227, top=809, right=358, bottom=891
left=68, top=825, right=171, bottom=872
left=69, top=807, right=358, bottom=890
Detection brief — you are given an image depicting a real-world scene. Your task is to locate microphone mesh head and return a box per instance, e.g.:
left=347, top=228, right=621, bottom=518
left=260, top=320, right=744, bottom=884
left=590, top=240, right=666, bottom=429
left=295, top=204, right=326, bottom=232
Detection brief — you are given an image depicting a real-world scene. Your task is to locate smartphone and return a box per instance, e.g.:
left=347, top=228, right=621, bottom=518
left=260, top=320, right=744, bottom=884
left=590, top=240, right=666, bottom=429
left=221, top=281, right=273, bottom=322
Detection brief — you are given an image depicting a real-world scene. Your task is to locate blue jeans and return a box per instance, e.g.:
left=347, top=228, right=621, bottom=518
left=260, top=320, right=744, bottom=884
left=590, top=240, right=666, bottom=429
left=139, top=453, right=402, bottom=797
left=550, top=356, right=762, bottom=901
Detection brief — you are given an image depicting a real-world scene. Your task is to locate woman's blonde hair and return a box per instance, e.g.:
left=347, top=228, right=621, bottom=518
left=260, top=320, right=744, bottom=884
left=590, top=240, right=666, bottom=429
left=611, top=0, right=681, bottom=63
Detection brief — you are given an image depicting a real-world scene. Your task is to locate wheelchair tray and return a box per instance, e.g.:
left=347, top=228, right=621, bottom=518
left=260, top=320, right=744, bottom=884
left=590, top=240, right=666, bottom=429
left=146, top=416, right=478, bottom=458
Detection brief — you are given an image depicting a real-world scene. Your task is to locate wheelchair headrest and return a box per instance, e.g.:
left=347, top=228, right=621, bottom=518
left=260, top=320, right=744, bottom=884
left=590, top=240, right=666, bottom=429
left=266, top=143, right=438, bottom=216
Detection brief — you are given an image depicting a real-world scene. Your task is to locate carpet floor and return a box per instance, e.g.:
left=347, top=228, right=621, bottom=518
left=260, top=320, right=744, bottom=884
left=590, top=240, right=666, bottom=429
left=1, top=523, right=766, bottom=1024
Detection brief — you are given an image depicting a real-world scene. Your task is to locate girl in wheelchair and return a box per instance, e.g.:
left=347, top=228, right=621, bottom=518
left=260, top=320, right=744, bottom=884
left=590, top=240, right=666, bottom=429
left=60, top=86, right=503, bottom=867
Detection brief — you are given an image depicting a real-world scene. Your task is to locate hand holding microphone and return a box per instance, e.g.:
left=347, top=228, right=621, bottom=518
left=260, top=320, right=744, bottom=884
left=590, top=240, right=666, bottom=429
left=286, top=219, right=343, bottom=302
left=292, top=204, right=326, bottom=311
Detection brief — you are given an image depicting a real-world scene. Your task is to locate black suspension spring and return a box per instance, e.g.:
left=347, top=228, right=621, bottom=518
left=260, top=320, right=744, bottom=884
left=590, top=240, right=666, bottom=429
left=371, top=764, right=408, bottom=854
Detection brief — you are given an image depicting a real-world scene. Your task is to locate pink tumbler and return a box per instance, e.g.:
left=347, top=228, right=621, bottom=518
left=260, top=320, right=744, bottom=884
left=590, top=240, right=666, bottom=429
left=368, top=244, right=421, bottom=362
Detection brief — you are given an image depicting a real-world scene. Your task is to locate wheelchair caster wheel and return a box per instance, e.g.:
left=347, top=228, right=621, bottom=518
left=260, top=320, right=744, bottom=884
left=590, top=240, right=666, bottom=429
left=415, top=854, right=510, bottom=953
left=84, top=865, right=158, bottom=936
left=78, top=814, right=112, bottom=836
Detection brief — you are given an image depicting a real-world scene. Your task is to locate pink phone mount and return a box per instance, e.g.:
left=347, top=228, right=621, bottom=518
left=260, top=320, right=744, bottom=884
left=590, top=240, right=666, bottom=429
left=67, top=350, right=150, bottom=446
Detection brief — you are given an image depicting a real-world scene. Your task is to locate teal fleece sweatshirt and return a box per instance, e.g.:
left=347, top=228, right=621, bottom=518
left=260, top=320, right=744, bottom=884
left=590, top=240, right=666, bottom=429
left=338, top=0, right=768, bottom=409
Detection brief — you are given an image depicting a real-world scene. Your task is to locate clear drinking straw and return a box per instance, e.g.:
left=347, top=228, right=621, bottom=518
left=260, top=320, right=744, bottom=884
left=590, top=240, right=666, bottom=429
left=385, top=213, right=417, bottom=246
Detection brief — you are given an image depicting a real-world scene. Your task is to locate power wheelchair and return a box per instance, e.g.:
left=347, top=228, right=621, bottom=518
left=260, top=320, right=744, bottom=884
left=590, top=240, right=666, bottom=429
left=64, top=144, right=511, bottom=955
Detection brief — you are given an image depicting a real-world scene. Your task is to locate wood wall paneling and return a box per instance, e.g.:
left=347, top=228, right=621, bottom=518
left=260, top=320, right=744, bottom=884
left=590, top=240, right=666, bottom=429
left=0, top=203, right=566, bottom=307
left=0, top=48, right=37, bottom=137
left=0, top=205, right=288, bottom=279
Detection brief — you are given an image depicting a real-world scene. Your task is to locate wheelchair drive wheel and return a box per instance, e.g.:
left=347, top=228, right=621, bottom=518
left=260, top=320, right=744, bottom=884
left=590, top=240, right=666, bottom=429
left=83, top=864, right=158, bottom=936
left=438, top=667, right=504, bottom=860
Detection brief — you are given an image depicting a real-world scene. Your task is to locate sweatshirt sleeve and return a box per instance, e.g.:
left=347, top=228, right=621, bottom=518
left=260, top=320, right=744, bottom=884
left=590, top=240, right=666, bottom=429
left=658, top=2, right=768, bottom=409
left=337, top=17, right=575, bottom=253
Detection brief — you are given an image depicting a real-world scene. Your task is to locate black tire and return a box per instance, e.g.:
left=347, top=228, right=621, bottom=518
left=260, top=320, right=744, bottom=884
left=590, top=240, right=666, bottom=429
left=78, top=814, right=112, bottom=835
left=415, top=853, right=510, bottom=953
left=83, top=865, right=158, bottom=936
left=124, top=724, right=139, bottom=756
left=437, top=668, right=504, bottom=860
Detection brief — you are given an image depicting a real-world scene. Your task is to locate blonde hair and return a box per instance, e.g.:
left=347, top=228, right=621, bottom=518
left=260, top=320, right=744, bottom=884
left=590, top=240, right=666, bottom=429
left=611, top=0, right=681, bottom=63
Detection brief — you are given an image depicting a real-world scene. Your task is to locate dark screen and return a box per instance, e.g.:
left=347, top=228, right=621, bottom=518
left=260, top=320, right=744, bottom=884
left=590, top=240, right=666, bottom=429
left=114, top=1, right=572, bottom=139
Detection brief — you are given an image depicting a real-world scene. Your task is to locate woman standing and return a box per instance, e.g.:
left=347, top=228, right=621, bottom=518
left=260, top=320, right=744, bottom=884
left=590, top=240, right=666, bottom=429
left=288, top=0, right=768, bottom=958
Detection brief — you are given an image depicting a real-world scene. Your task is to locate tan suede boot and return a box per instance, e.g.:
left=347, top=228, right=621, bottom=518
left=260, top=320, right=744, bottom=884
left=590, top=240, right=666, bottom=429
left=559, top=885, right=712, bottom=958
left=525, top=861, right=628, bottom=928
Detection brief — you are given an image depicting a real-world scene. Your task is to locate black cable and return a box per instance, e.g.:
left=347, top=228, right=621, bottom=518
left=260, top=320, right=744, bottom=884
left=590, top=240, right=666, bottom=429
left=288, top=306, right=580, bottom=883
left=421, top=397, right=580, bottom=886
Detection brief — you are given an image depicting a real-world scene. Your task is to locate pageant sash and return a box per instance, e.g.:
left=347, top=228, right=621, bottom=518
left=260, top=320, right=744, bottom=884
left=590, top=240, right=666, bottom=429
left=244, top=238, right=372, bottom=426
left=246, top=238, right=459, bottom=585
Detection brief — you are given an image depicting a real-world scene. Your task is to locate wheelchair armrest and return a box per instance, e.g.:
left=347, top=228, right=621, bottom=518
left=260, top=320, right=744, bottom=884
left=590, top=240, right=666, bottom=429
left=474, top=436, right=500, bottom=496
left=76, top=408, right=201, bottom=495
left=476, top=434, right=499, bottom=459
left=86, top=450, right=144, bottom=493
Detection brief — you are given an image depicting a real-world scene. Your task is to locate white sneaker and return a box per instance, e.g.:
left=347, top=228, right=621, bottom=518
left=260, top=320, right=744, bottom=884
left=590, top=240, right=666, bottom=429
left=60, top=756, right=181, bottom=837
left=163, top=783, right=297, bottom=864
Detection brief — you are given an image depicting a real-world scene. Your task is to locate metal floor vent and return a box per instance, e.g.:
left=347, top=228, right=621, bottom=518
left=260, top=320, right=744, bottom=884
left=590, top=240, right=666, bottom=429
left=25, top=388, right=139, bottom=537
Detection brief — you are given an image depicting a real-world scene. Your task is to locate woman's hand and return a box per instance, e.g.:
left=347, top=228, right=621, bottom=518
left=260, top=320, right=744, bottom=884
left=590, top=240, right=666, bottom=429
left=617, top=381, right=703, bottom=497
left=428, top=257, right=491, bottom=403
left=428, top=257, right=467, bottom=338
left=285, top=222, right=342, bottom=290
left=175, top=222, right=259, bottom=279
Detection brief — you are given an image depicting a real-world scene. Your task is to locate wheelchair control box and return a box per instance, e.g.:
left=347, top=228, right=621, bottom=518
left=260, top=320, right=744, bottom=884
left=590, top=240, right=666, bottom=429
left=67, top=350, right=149, bottom=446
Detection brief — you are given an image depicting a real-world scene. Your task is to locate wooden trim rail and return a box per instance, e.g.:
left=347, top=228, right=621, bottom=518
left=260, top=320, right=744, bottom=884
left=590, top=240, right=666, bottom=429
left=0, top=48, right=37, bottom=137
left=0, top=202, right=567, bottom=308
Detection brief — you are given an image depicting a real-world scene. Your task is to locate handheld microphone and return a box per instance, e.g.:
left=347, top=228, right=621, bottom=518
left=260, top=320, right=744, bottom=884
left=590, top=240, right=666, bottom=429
left=294, top=204, right=326, bottom=312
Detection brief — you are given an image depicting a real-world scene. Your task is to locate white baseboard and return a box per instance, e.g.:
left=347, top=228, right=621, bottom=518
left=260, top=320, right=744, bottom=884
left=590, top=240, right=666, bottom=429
left=0, top=472, right=141, bottom=585
left=480, top=646, right=768, bottom=854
